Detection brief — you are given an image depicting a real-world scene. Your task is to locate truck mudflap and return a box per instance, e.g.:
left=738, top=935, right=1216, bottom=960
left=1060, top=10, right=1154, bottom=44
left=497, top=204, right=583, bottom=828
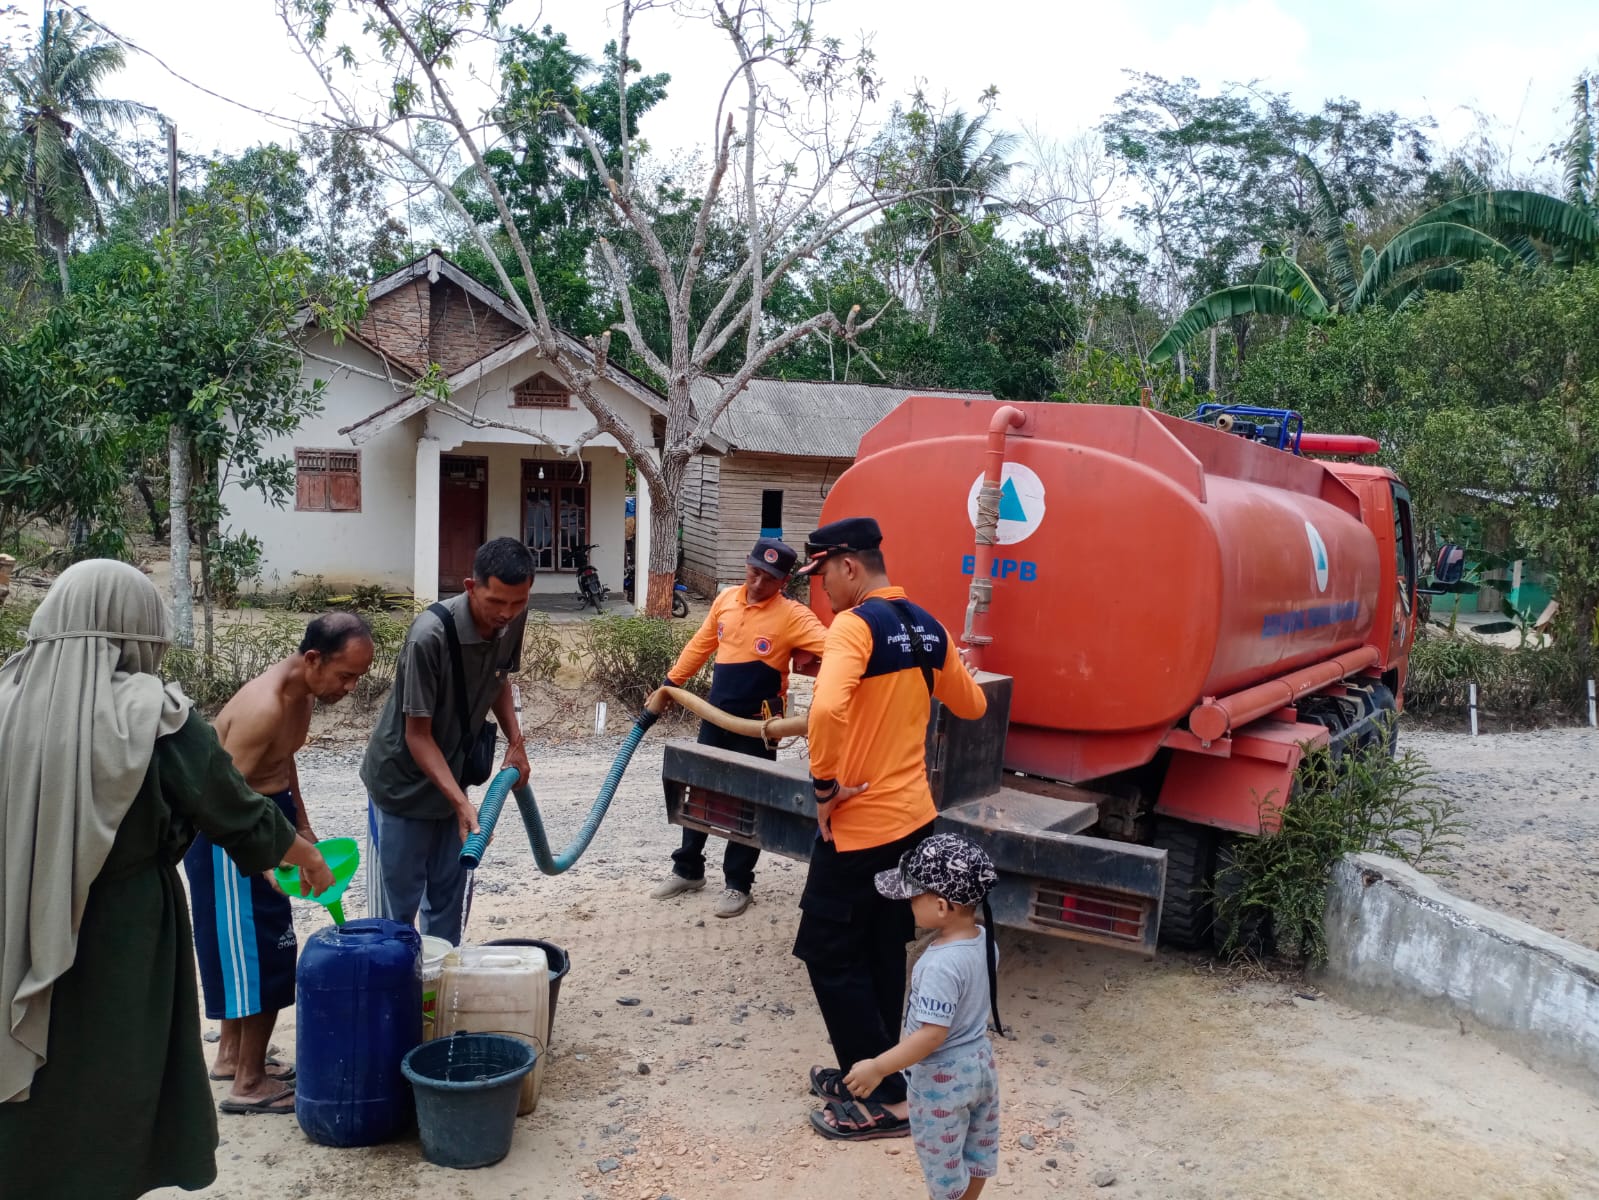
left=662, top=741, right=1167, bottom=957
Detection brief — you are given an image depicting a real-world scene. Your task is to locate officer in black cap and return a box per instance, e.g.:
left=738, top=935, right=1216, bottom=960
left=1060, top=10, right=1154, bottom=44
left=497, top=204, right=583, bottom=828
left=790, top=514, right=989, bottom=1140
left=650, top=536, right=828, bottom=917
left=793, top=517, right=884, bottom=578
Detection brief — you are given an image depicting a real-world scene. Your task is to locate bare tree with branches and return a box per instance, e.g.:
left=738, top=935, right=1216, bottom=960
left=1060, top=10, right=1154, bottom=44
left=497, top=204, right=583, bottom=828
left=281, top=0, right=939, bottom=614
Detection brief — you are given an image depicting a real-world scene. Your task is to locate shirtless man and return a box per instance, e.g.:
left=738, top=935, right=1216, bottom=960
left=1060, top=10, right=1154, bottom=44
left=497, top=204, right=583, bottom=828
left=182, top=612, right=375, bottom=1114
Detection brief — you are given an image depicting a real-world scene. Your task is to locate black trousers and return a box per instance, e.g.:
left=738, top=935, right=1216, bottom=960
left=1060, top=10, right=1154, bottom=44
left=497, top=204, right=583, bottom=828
left=669, top=719, right=771, bottom=893
left=793, top=820, right=935, bottom=1105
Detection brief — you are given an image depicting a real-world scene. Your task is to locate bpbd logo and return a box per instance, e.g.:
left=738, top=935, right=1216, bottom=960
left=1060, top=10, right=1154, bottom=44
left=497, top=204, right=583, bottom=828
left=960, top=463, right=1044, bottom=581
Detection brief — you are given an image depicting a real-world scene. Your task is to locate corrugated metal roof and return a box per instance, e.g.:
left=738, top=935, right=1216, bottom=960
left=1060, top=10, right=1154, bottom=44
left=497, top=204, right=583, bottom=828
left=690, top=377, right=995, bottom=459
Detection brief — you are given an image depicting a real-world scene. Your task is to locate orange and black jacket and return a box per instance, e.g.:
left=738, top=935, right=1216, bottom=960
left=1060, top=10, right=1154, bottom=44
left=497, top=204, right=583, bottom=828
left=808, top=586, right=988, bottom=852
left=666, top=585, right=829, bottom=718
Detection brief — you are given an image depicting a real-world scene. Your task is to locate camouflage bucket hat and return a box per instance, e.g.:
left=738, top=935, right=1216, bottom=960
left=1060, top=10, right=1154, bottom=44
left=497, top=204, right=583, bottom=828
left=874, top=833, right=998, bottom=908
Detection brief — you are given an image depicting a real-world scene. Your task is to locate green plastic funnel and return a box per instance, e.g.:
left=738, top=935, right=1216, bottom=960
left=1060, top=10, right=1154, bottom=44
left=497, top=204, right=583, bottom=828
left=275, top=836, right=359, bottom=925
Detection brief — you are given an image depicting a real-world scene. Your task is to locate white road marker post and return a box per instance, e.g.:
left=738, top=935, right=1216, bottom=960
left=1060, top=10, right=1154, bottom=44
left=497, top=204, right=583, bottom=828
left=596, top=700, right=608, bottom=735
left=1469, top=682, right=1479, bottom=737
left=1588, top=679, right=1596, bottom=729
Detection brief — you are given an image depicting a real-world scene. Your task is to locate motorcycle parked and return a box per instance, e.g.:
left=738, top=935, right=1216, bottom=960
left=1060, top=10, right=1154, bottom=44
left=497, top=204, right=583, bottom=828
left=570, top=542, right=608, bottom=611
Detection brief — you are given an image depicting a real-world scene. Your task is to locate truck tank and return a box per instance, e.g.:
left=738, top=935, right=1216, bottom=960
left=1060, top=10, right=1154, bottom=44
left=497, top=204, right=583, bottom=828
left=811, top=400, right=1383, bottom=782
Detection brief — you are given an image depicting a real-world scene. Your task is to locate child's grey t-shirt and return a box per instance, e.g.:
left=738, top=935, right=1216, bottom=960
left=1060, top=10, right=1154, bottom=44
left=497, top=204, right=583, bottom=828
left=903, top=931, right=994, bottom=1061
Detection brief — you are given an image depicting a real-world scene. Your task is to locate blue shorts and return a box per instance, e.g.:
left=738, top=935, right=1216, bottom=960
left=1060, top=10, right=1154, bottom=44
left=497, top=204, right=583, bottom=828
left=184, top=790, right=298, bottom=1020
left=907, top=1041, right=1000, bottom=1200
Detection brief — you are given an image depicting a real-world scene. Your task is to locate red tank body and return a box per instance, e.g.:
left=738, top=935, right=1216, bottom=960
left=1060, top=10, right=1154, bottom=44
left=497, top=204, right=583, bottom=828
left=812, top=399, right=1385, bottom=782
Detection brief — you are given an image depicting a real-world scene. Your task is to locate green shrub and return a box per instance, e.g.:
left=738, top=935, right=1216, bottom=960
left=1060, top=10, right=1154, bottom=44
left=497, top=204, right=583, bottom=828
left=286, top=573, right=334, bottom=612
left=521, top=612, right=562, bottom=683
left=0, top=599, right=37, bottom=658
left=1406, top=628, right=1587, bottom=717
left=1213, top=730, right=1461, bottom=965
left=575, top=615, right=709, bottom=710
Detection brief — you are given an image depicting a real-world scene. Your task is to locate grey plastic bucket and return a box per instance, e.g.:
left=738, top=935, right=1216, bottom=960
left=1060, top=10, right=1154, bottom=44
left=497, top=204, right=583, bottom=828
left=401, top=1032, right=536, bottom=1169
left=484, top=938, right=571, bottom=1043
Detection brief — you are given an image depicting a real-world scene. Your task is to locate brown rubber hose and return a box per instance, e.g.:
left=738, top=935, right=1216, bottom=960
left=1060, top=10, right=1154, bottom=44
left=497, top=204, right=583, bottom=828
left=645, top=685, right=809, bottom=742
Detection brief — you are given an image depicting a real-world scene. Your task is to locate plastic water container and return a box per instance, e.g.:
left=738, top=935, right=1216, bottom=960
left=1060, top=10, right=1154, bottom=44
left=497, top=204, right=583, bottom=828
left=420, top=935, right=452, bottom=1041
left=436, top=944, right=550, bottom=1115
left=484, top=938, right=570, bottom=1047
left=295, top=918, right=422, bottom=1146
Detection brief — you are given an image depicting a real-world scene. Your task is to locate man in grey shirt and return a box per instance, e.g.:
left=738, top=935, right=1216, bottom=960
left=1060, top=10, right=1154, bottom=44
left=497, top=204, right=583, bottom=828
left=362, top=537, right=534, bottom=941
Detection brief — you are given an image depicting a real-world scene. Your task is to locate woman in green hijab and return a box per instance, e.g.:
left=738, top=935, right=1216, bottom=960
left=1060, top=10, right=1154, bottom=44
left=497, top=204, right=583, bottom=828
left=0, top=560, right=334, bottom=1199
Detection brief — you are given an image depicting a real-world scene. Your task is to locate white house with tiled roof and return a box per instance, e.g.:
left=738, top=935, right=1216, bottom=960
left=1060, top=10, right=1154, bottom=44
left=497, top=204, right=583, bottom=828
left=227, top=251, right=677, bottom=606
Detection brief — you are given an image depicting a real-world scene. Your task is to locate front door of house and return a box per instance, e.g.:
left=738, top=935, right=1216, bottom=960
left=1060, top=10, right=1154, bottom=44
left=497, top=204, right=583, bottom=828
left=439, top=456, right=488, bottom=595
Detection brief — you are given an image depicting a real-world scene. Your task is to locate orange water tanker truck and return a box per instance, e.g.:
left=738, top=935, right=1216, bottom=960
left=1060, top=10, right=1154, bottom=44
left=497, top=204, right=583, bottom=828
left=660, top=399, right=1460, bottom=954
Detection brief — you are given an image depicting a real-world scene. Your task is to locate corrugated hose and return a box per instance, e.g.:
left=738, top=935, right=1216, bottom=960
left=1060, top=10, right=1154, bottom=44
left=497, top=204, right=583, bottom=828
left=458, top=686, right=808, bottom=874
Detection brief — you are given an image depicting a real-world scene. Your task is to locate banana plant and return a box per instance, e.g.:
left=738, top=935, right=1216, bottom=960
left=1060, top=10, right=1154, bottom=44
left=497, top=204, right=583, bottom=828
left=1149, top=156, right=1599, bottom=364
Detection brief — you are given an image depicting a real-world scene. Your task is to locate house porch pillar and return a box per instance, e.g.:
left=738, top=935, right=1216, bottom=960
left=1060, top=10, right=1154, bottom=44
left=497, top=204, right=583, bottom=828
left=413, top=436, right=441, bottom=604
left=633, top=450, right=653, bottom=614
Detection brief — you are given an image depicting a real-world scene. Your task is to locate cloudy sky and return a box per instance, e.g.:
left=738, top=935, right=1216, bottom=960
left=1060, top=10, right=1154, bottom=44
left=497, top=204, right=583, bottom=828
left=73, top=0, right=1599, bottom=187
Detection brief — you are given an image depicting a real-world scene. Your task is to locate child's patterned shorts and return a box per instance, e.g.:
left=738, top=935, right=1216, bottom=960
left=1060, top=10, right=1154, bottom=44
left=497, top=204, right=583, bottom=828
left=906, top=1042, right=1000, bottom=1199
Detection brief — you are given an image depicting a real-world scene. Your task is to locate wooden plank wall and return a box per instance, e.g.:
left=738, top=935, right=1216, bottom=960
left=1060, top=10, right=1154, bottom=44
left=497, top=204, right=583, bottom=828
left=678, top=455, right=722, bottom=596
left=712, top=455, right=847, bottom=587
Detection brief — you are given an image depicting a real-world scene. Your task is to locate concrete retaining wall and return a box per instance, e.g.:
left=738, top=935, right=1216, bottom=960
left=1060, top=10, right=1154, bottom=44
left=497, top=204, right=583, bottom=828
left=1320, top=852, right=1599, bottom=1094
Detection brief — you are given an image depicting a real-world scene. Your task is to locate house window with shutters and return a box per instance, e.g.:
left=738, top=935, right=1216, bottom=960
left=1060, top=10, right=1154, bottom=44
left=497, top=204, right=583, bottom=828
left=295, top=449, right=362, bottom=512
left=511, top=371, right=570, bottom=409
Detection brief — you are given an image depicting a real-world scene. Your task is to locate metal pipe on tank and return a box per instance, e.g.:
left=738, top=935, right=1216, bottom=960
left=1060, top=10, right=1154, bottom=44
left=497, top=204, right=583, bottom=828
left=961, top=405, right=1027, bottom=669
left=1187, top=645, right=1381, bottom=743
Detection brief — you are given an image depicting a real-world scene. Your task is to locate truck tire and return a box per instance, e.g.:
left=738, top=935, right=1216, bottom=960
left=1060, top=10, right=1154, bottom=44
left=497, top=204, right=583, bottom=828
left=1153, top=818, right=1218, bottom=949
left=1210, top=835, right=1270, bottom=957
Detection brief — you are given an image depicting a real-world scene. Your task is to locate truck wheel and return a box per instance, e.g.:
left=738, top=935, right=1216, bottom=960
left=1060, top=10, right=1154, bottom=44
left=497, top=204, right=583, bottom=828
left=1210, top=835, right=1271, bottom=957
left=1153, top=818, right=1218, bottom=949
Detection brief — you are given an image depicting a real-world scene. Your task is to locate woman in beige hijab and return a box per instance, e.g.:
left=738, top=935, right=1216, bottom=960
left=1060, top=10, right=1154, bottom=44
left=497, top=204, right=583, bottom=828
left=0, top=560, right=334, bottom=1199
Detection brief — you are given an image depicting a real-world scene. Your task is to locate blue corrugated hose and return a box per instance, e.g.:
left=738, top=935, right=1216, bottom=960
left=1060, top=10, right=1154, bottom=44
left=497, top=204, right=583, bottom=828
left=459, top=712, right=657, bottom=874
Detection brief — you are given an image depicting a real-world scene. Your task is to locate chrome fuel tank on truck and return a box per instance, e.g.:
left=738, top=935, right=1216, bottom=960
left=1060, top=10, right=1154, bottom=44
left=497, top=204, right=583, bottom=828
left=810, top=399, right=1382, bottom=782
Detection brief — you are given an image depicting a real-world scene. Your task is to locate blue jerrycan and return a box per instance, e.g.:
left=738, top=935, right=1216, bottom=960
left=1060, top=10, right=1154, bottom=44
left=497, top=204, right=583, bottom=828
left=295, top=917, right=422, bottom=1146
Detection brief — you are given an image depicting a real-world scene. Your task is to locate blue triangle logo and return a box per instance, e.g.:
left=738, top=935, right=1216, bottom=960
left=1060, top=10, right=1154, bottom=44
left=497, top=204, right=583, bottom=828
left=999, top=477, right=1028, bottom=522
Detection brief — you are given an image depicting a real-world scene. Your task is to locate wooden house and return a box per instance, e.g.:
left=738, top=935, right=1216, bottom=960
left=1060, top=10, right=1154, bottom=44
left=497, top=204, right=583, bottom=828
left=678, top=378, right=995, bottom=595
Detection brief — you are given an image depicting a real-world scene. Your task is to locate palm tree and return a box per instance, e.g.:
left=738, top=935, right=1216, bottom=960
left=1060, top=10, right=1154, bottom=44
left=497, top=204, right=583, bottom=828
left=870, top=106, right=1018, bottom=326
left=1149, top=157, right=1599, bottom=364
left=3, top=8, right=147, bottom=293
left=915, top=108, right=1018, bottom=284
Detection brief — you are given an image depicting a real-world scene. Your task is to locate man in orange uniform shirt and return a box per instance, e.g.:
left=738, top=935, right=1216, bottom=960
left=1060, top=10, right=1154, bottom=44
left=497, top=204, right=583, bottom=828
left=792, top=516, right=988, bottom=1140
left=651, top=538, right=828, bottom=917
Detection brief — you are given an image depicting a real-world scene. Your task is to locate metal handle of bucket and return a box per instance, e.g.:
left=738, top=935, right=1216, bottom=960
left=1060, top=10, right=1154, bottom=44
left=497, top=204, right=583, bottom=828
left=463, top=1030, right=550, bottom=1068
left=467, top=1029, right=547, bottom=1059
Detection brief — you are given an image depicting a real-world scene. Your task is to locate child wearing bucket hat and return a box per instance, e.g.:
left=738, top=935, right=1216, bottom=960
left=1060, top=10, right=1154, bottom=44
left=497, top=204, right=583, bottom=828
left=832, top=833, right=1003, bottom=1199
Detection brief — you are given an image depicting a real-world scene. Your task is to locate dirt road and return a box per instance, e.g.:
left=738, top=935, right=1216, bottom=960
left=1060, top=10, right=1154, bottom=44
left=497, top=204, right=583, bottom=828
left=1405, top=726, right=1599, bottom=950
left=152, top=726, right=1598, bottom=1200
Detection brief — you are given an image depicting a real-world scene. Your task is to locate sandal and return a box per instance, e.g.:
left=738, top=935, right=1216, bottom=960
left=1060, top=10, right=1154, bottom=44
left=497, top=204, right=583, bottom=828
left=210, top=1055, right=294, bottom=1083
left=808, top=1065, right=850, bottom=1102
left=218, top=1085, right=296, bottom=1116
left=809, top=1098, right=910, bottom=1141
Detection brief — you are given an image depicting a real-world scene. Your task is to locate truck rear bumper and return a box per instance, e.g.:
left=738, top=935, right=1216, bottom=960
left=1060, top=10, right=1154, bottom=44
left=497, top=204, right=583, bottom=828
left=662, top=741, right=1166, bottom=956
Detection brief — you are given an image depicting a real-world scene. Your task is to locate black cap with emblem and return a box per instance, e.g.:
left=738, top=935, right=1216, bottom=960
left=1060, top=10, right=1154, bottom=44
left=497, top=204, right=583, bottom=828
left=794, top=516, right=883, bottom=576
left=746, top=537, right=797, bottom=580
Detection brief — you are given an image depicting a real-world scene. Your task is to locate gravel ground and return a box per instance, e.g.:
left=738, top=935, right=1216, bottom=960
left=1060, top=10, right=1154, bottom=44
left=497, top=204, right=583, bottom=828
left=1405, top=726, right=1599, bottom=950
left=149, top=719, right=1599, bottom=1200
